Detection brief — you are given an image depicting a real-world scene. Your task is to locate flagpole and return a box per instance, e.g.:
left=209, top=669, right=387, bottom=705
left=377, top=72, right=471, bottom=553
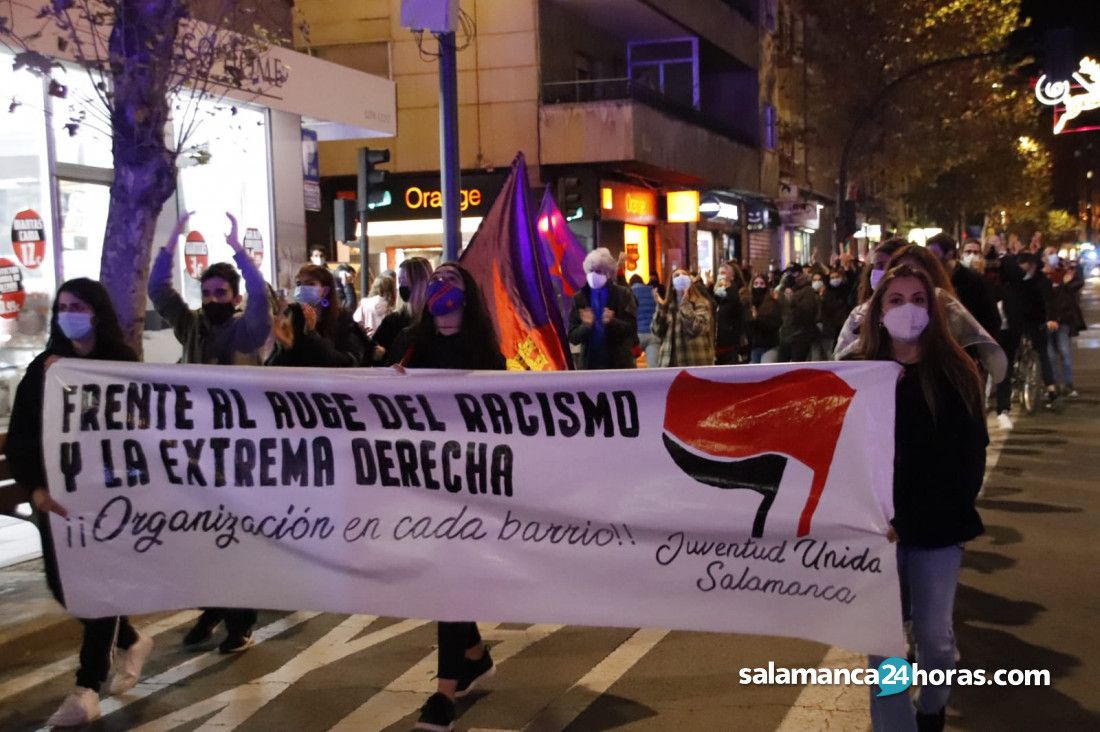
left=438, top=31, right=462, bottom=262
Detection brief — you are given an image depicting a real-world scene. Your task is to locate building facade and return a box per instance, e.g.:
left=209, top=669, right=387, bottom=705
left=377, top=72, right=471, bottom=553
left=296, top=0, right=829, bottom=280
left=0, top=4, right=394, bottom=383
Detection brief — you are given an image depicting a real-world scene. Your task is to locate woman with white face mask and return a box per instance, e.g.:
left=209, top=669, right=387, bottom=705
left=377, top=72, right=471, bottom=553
left=650, top=267, right=715, bottom=366
left=4, top=279, right=154, bottom=727
left=567, top=248, right=639, bottom=369
left=853, top=265, right=988, bottom=732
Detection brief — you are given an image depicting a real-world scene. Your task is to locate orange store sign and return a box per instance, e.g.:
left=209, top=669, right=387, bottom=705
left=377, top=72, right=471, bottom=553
left=600, top=182, right=657, bottom=224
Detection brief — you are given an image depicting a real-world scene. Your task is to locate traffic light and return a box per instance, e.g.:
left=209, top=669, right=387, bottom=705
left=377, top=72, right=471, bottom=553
left=358, top=147, right=390, bottom=211
left=557, top=175, right=583, bottom=220
left=333, top=199, right=357, bottom=242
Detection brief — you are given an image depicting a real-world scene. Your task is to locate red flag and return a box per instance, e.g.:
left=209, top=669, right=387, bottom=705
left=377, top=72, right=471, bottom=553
left=461, top=153, right=571, bottom=370
left=663, top=369, right=856, bottom=537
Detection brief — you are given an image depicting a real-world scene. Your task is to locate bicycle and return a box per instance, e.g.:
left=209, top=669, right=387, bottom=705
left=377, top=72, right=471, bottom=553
left=1012, top=334, right=1043, bottom=415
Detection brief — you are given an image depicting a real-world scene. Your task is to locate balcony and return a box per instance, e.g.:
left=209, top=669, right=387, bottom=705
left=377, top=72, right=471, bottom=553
left=540, top=78, right=760, bottom=191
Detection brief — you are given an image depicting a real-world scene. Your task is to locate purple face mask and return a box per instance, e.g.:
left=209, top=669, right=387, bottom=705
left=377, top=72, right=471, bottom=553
left=426, top=278, right=465, bottom=317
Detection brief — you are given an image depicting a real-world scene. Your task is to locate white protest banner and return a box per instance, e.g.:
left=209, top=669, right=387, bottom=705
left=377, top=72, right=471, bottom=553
left=43, top=360, right=904, bottom=656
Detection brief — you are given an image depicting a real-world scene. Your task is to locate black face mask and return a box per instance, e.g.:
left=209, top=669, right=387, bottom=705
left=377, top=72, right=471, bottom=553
left=202, top=301, right=236, bottom=326
left=398, top=285, right=411, bottom=302
left=751, top=286, right=767, bottom=305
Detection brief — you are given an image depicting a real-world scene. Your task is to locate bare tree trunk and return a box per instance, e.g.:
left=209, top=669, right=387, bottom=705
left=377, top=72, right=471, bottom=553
left=99, top=0, right=187, bottom=355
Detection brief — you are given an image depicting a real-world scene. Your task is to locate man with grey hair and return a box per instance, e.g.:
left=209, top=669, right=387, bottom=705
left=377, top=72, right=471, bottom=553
left=568, top=247, right=638, bottom=369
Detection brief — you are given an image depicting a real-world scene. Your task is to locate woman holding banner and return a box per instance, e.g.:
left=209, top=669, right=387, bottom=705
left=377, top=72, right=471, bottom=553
left=4, top=279, right=153, bottom=727
left=390, top=262, right=504, bottom=731
left=854, top=264, right=987, bottom=732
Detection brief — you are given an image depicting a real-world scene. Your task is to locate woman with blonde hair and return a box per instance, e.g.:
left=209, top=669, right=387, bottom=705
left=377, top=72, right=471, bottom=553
left=376, top=256, right=433, bottom=364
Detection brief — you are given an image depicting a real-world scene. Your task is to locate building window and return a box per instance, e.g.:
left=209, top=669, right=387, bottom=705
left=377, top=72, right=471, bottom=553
left=764, top=105, right=778, bottom=150
left=628, top=37, right=700, bottom=110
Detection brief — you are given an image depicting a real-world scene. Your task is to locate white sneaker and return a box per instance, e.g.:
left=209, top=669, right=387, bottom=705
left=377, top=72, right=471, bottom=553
left=46, top=687, right=100, bottom=727
left=110, top=631, right=153, bottom=694
left=997, top=412, right=1014, bottom=430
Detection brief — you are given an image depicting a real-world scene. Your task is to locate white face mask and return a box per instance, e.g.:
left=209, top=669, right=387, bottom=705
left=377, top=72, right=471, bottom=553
left=1046, top=254, right=1060, bottom=267
left=830, top=278, right=844, bottom=287
left=869, top=268, right=886, bottom=291
left=883, top=303, right=929, bottom=342
left=586, top=271, right=608, bottom=290
left=962, top=253, right=980, bottom=268
left=310, top=255, right=324, bottom=266
left=811, top=280, right=824, bottom=292
left=672, top=274, right=692, bottom=293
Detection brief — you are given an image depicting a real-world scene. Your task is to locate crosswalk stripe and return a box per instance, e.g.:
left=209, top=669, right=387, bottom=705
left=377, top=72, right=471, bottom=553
left=0, top=610, right=199, bottom=704
left=522, top=628, right=669, bottom=732
left=127, top=615, right=427, bottom=732
left=330, top=624, right=563, bottom=732
left=91, top=610, right=322, bottom=725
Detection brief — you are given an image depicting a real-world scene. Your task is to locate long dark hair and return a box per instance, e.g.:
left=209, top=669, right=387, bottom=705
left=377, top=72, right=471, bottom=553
left=856, top=264, right=982, bottom=418
left=48, top=278, right=133, bottom=358
left=887, top=243, right=956, bottom=297
left=296, top=263, right=342, bottom=340
left=405, top=262, right=503, bottom=369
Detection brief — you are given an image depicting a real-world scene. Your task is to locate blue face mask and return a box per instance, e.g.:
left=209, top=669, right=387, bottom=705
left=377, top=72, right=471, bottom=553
left=58, top=311, right=94, bottom=341
left=294, top=285, right=325, bottom=307
left=426, top=278, right=465, bottom=317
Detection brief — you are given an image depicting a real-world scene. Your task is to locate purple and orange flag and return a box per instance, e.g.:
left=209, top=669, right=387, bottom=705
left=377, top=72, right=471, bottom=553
left=461, top=153, right=572, bottom=370
left=536, top=187, right=587, bottom=300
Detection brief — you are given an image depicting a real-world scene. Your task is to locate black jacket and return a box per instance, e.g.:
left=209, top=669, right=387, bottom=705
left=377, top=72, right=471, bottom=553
left=820, top=282, right=853, bottom=340
left=778, top=284, right=820, bottom=343
left=1017, top=274, right=1053, bottom=329
left=267, top=308, right=370, bottom=367
left=6, top=343, right=138, bottom=489
left=567, top=284, right=638, bottom=369
left=951, top=264, right=1000, bottom=337
left=893, top=364, right=987, bottom=547
left=713, top=288, right=745, bottom=354
left=393, top=330, right=507, bottom=371
left=1047, top=269, right=1086, bottom=334
left=746, top=292, right=782, bottom=350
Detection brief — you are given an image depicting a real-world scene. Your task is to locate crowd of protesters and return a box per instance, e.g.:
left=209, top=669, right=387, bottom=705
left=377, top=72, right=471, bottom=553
left=3, top=210, right=1090, bottom=731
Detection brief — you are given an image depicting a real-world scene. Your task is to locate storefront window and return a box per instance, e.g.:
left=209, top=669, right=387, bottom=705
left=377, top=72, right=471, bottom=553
left=51, top=67, right=114, bottom=168
left=0, top=50, right=56, bottom=376
left=174, top=93, right=273, bottom=305
left=59, top=180, right=111, bottom=281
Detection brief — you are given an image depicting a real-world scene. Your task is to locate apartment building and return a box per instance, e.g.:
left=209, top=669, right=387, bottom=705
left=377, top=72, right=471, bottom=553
left=297, top=0, right=804, bottom=278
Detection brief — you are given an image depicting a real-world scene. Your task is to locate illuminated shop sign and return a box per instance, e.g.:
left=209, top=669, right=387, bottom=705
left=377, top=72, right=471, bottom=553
left=350, top=172, right=507, bottom=222
left=599, top=182, right=657, bottom=225
left=1035, top=56, right=1100, bottom=134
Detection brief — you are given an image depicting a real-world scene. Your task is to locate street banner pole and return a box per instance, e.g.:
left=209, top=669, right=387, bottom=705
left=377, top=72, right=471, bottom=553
left=439, top=31, right=462, bottom=262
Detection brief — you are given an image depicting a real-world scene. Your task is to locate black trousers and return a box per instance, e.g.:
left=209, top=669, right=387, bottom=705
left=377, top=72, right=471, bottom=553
left=777, top=336, right=814, bottom=363
left=437, top=621, right=481, bottom=681
left=195, top=607, right=258, bottom=636
left=995, top=329, right=1021, bottom=413
left=39, top=515, right=139, bottom=691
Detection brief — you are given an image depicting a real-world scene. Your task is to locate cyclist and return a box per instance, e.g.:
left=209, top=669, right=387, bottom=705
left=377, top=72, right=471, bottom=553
left=1016, top=252, right=1059, bottom=406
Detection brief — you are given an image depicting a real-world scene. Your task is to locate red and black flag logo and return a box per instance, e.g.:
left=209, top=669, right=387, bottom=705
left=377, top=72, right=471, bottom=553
left=662, top=369, right=855, bottom=538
